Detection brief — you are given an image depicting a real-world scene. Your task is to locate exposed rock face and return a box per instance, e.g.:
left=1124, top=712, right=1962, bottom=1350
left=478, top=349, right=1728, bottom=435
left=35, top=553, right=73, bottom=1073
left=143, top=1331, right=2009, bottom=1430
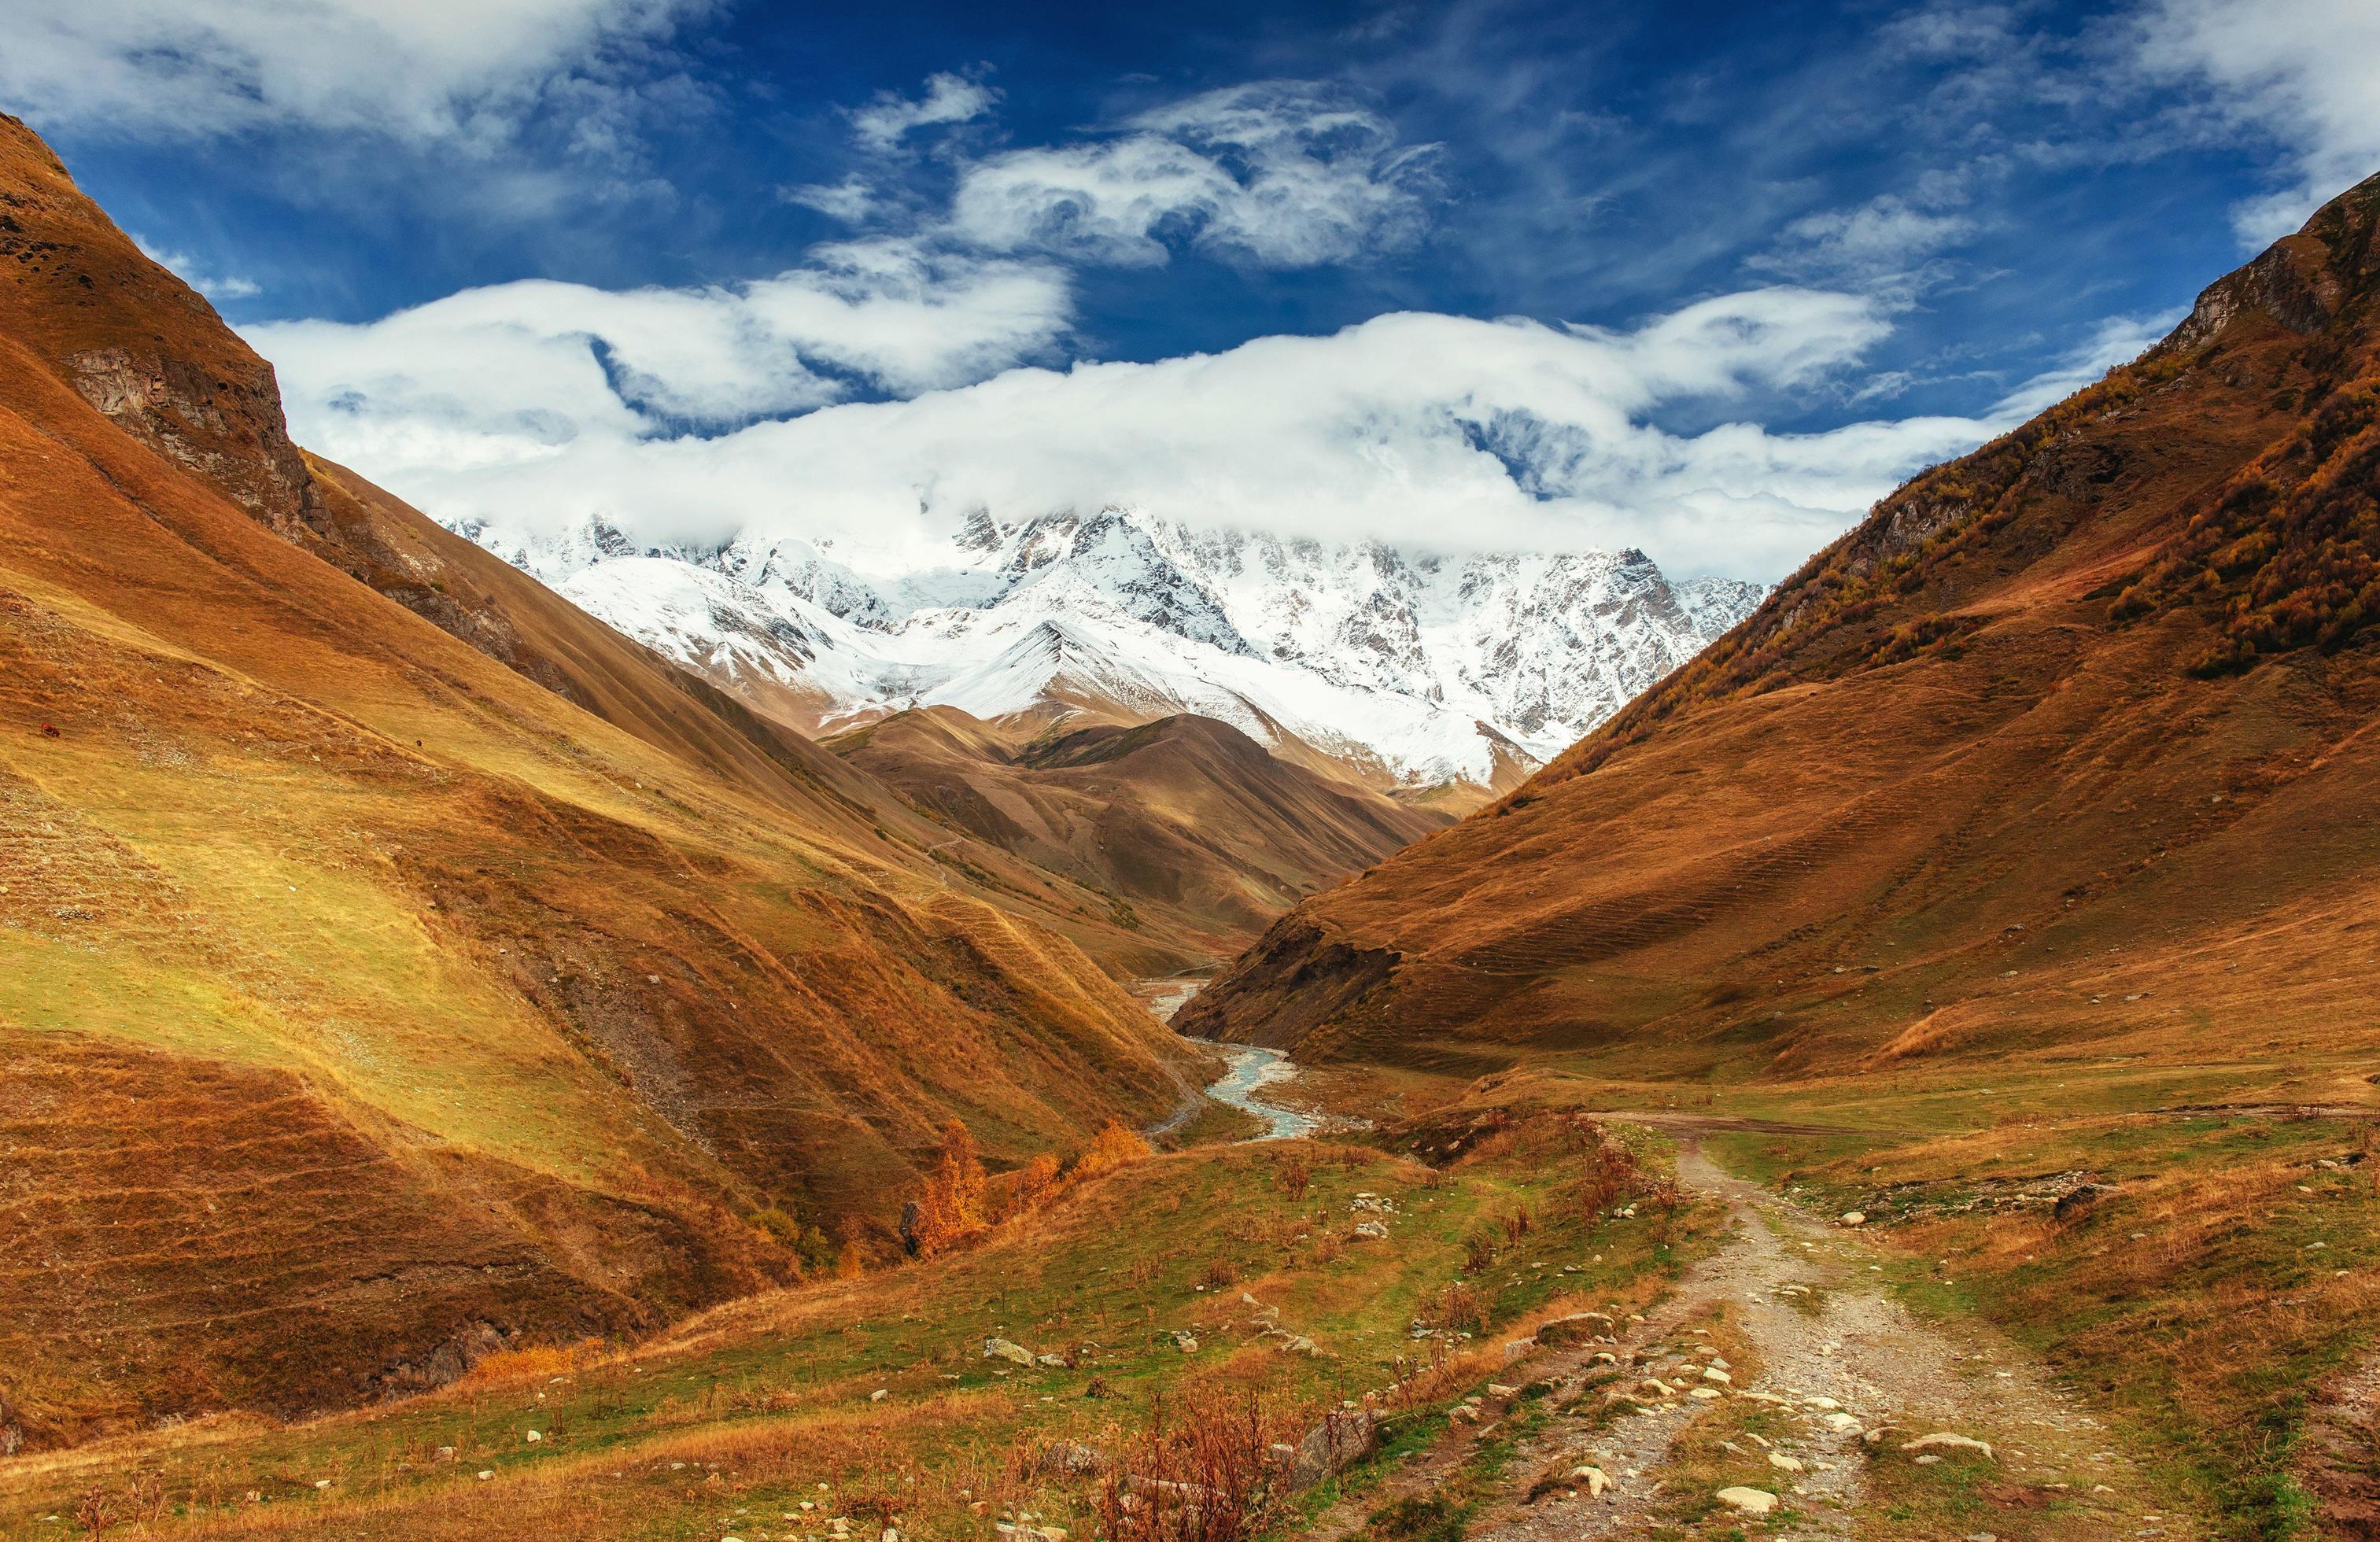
left=68, top=344, right=323, bottom=537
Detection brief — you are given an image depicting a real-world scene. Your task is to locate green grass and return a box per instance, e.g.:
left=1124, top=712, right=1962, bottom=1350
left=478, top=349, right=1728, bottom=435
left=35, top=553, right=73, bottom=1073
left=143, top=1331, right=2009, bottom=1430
left=1, top=1124, right=1722, bottom=1542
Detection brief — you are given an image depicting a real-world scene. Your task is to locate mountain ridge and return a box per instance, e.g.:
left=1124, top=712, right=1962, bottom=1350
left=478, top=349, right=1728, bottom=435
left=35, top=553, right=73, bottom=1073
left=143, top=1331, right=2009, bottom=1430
left=1180, top=169, right=2380, bottom=1081
left=460, top=502, right=1765, bottom=802
left=0, top=113, right=1209, bottom=1446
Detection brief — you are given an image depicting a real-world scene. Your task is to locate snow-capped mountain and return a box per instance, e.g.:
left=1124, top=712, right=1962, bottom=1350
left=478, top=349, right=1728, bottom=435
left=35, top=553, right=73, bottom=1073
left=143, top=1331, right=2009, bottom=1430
left=463, top=507, right=1766, bottom=791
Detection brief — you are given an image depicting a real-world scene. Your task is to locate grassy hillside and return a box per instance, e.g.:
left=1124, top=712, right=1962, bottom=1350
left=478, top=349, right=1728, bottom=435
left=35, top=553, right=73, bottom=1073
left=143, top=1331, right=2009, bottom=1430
left=0, top=1122, right=1716, bottom=1540
left=1182, top=171, right=2380, bottom=1083
left=0, top=114, right=1208, bottom=1450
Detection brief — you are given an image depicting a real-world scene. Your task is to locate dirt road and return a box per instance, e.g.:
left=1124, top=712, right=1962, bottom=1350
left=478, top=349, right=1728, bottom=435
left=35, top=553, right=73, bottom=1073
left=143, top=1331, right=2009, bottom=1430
left=1315, top=1129, right=2201, bottom=1540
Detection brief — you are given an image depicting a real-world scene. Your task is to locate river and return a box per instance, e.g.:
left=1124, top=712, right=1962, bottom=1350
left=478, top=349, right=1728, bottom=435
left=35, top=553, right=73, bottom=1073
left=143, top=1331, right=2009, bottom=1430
left=1135, top=977, right=1315, bottom=1142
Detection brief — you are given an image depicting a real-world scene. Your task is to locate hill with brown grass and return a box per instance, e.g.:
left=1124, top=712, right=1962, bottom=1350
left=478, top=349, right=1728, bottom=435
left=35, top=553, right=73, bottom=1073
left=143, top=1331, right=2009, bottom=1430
left=825, top=707, right=1448, bottom=960
left=0, top=113, right=1212, bottom=1449
left=1183, top=171, right=2380, bottom=1084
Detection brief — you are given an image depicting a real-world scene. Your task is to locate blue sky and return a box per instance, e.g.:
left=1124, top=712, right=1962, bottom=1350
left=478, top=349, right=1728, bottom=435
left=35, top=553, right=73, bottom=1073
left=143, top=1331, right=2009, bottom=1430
left=9, top=1, right=2378, bottom=578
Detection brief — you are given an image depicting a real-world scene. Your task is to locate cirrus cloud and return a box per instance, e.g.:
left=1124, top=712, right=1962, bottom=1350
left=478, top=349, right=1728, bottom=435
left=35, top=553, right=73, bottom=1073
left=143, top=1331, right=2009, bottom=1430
left=0, top=0, right=710, bottom=147
left=949, top=80, right=1441, bottom=268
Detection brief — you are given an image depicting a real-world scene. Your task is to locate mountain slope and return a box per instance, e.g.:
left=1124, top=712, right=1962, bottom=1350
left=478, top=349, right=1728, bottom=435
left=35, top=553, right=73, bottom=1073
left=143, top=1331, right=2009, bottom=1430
left=826, top=707, right=1448, bottom=957
left=470, top=506, right=1763, bottom=802
left=1183, top=172, right=2380, bottom=1081
left=0, top=115, right=1203, bottom=1448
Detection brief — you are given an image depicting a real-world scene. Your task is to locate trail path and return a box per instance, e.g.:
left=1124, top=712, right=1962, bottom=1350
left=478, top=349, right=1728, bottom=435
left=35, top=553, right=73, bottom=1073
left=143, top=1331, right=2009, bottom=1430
left=1310, top=1125, right=2203, bottom=1541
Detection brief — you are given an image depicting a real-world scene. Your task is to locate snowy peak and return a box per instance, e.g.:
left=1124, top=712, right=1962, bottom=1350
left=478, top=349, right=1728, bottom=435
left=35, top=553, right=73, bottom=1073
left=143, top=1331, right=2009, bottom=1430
left=464, top=504, right=1767, bottom=792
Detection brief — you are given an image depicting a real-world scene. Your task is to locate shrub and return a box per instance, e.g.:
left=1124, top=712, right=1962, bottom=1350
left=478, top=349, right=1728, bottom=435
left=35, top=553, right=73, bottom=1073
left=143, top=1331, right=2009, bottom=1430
left=1462, top=1231, right=1497, bottom=1274
left=905, top=1120, right=989, bottom=1259
left=1098, top=1389, right=1282, bottom=1542
left=1076, top=1120, right=1154, bottom=1179
left=1420, top=1281, right=1487, bottom=1334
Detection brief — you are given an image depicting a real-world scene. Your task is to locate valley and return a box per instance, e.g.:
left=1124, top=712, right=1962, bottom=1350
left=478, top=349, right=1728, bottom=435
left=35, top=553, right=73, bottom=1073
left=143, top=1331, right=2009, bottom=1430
left=5, top=30, right=2380, bottom=1542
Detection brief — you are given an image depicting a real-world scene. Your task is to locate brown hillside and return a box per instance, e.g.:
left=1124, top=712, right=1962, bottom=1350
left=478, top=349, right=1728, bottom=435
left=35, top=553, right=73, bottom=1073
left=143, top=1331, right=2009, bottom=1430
left=0, top=114, right=1204, bottom=1449
left=826, top=707, right=1447, bottom=960
left=1183, top=172, right=2380, bottom=1080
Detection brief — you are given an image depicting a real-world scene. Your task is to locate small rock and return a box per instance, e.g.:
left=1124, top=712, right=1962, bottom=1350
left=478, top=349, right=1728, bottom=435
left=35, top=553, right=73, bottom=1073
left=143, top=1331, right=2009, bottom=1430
left=523, top=1429, right=541, bottom=1444
left=475, top=1470, right=493, bottom=1481
left=314, top=1479, right=333, bottom=1490
left=1172, top=1330, right=1199, bottom=1353
left=1769, top=1453, right=1803, bottom=1473
left=869, top=1389, right=889, bottom=1402
left=432, top=1446, right=457, bottom=1463
left=1570, top=1464, right=1610, bottom=1497
left=1902, top=1432, right=1994, bottom=1461
left=1488, top=1383, right=1520, bottom=1398
left=1690, top=1387, right=1724, bottom=1401
left=1716, top=1486, right=1777, bottom=1515
left=1840, top=1211, right=1866, bottom=1227
left=1914, top=1454, right=1943, bottom=1466
left=1703, top=1367, right=1732, bottom=1385
left=983, top=1337, right=1035, bottom=1366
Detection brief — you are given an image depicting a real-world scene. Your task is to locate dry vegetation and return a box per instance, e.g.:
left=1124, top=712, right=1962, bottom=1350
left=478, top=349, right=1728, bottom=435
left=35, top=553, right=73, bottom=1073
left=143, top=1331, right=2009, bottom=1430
left=0, top=1115, right=1718, bottom=1542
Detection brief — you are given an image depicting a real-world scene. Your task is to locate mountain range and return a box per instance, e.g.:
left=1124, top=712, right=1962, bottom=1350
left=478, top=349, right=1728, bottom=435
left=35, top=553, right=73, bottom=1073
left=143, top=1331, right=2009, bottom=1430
left=467, top=505, right=1765, bottom=806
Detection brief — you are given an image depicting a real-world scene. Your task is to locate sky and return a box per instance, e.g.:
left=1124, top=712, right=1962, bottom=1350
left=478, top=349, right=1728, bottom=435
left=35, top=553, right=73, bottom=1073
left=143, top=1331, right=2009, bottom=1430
left=7, top=0, right=2379, bottom=581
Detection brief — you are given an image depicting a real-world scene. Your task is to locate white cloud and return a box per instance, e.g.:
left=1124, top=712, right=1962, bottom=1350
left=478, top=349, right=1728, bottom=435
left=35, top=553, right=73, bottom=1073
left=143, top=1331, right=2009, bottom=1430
left=784, top=174, right=879, bottom=222
left=1751, top=194, right=1977, bottom=288
left=0, top=0, right=708, bottom=146
left=251, top=279, right=2112, bottom=583
left=2133, top=0, right=2380, bottom=245
left=850, top=71, right=998, bottom=150
left=132, top=234, right=261, bottom=301
left=248, top=238, right=1072, bottom=464
left=949, top=80, right=1440, bottom=267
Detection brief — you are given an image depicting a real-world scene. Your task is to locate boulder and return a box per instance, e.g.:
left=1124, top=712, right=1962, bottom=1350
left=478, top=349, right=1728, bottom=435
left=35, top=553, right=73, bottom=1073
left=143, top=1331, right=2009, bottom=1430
left=983, top=1337, right=1035, bottom=1367
left=2052, top=1184, right=2105, bottom=1222
left=1716, top=1487, right=1777, bottom=1515
left=1279, top=1407, right=1377, bottom=1490
left=1535, top=1312, right=1616, bottom=1347
left=1039, top=1441, right=1111, bottom=1477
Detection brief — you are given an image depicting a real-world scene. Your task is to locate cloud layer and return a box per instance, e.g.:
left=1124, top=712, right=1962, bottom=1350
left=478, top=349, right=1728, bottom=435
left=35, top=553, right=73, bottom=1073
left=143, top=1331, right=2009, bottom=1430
left=253, top=281, right=2139, bottom=583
